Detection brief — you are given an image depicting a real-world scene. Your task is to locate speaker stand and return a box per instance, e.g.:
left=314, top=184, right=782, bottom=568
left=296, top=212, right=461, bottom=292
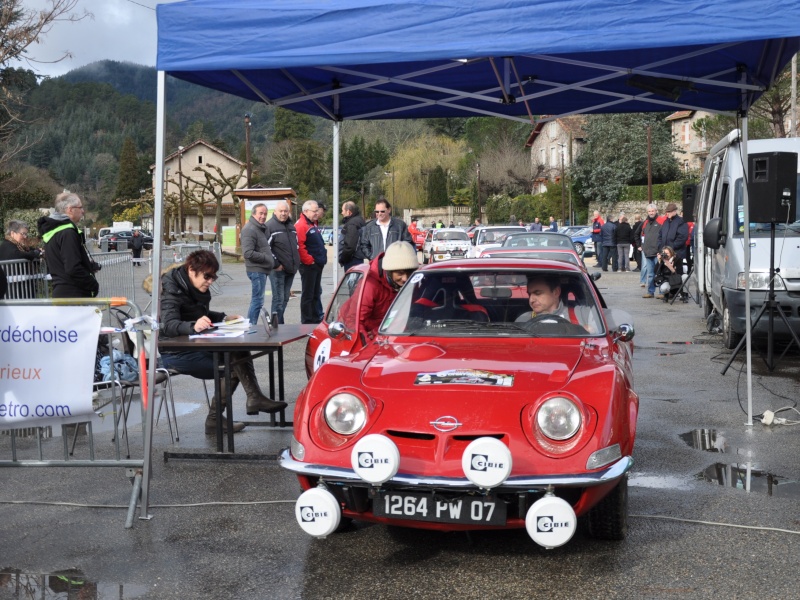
left=721, top=222, right=800, bottom=374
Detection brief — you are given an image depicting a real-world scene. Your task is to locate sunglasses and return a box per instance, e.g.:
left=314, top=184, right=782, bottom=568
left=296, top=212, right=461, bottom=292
left=202, top=272, right=219, bottom=282
left=374, top=210, right=387, bottom=214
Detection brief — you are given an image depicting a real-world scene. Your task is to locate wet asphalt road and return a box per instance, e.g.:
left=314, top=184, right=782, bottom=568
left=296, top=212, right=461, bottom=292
left=2, top=251, right=800, bottom=599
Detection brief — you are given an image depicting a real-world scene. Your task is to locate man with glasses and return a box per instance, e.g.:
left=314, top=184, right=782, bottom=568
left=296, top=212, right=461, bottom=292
left=37, top=192, right=100, bottom=298
left=358, top=198, right=413, bottom=261
left=295, top=200, right=327, bottom=324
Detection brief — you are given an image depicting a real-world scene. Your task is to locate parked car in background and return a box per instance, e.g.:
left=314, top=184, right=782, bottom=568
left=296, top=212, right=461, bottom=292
left=100, top=230, right=154, bottom=251
left=422, top=228, right=471, bottom=263
left=566, top=227, right=595, bottom=257
left=467, top=226, right=526, bottom=257
left=286, top=257, right=637, bottom=548
left=320, top=227, right=334, bottom=245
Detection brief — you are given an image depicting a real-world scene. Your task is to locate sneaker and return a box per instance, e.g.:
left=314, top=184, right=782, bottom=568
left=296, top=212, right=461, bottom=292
left=642, top=293, right=653, bottom=298
left=655, top=294, right=664, bottom=299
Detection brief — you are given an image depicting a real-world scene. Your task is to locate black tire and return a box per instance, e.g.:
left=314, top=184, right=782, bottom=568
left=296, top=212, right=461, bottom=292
left=574, top=242, right=585, bottom=255
left=722, top=296, right=742, bottom=350
left=587, top=475, right=628, bottom=541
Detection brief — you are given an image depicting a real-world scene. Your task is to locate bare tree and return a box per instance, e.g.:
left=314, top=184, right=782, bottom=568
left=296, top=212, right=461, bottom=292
left=180, top=162, right=246, bottom=248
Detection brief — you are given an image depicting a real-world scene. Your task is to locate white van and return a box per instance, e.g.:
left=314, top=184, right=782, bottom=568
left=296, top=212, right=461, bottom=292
left=696, top=130, right=800, bottom=349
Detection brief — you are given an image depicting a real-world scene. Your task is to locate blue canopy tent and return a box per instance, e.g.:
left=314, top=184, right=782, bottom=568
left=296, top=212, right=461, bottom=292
left=146, top=0, right=800, bottom=438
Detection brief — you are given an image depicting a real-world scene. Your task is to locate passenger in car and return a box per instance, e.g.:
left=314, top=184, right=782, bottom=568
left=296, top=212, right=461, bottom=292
left=515, top=273, right=600, bottom=333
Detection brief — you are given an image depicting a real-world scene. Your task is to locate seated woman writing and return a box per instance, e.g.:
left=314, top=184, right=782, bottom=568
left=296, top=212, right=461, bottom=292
left=159, top=250, right=286, bottom=434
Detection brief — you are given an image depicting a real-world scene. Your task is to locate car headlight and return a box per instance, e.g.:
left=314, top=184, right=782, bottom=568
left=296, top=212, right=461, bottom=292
left=536, top=397, right=581, bottom=441
left=737, top=272, right=785, bottom=290
left=324, top=393, right=367, bottom=435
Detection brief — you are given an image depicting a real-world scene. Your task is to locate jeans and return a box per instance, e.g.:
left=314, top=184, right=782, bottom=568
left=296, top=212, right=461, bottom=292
left=246, top=271, right=268, bottom=325
left=269, top=269, right=295, bottom=324
left=643, top=256, right=657, bottom=294
left=160, top=351, right=216, bottom=379
left=299, top=262, right=323, bottom=324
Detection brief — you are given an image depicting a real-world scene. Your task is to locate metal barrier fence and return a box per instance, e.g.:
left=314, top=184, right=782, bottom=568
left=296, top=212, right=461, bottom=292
left=0, top=298, right=155, bottom=528
left=90, top=250, right=137, bottom=305
left=0, top=259, right=50, bottom=299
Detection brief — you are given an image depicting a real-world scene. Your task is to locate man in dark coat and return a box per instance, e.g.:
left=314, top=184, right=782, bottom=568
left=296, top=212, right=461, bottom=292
left=599, top=215, right=618, bottom=272
left=339, top=201, right=365, bottom=271
left=657, top=202, right=689, bottom=260
left=37, top=192, right=99, bottom=298
left=630, top=213, right=644, bottom=271
left=131, top=229, right=145, bottom=266
left=296, top=200, right=327, bottom=324
left=358, top=199, right=412, bottom=261
left=265, top=200, right=300, bottom=324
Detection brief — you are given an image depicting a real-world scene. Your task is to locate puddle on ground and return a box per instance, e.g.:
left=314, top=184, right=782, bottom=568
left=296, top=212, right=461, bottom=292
left=696, top=463, right=800, bottom=498
left=0, top=568, right=149, bottom=598
left=628, top=473, right=693, bottom=490
left=657, top=341, right=694, bottom=345
left=680, top=428, right=728, bottom=453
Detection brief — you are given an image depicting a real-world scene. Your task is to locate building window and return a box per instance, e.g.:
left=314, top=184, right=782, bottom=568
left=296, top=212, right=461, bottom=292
left=550, top=147, right=557, bottom=167
left=198, top=155, right=203, bottom=165
left=549, top=121, right=558, bottom=138
left=683, top=123, right=690, bottom=144
left=540, top=148, right=546, bottom=165
left=684, top=159, right=690, bottom=173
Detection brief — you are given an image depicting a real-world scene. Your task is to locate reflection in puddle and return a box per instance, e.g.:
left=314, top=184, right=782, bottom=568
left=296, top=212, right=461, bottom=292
left=628, top=473, right=693, bottom=490
left=696, top=463, right=800, bottom=498
left=680, top=429, right=728, bottom=453
left=0, top=568, right=149, bottom=598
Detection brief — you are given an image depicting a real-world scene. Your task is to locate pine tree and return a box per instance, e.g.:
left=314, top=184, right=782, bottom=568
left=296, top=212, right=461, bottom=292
left=115, top=137, right=141, bottom=200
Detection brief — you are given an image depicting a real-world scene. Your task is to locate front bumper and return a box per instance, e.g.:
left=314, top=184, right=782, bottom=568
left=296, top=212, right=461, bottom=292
left=278, top=448, right=632, bottom=490
left=725, top=288, right=800, bottom=337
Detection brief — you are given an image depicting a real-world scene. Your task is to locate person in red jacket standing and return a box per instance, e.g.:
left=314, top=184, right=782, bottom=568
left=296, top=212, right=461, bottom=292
left=295, top=200, right=328, bottom=324
left=358, top=241, right=419, bottom=334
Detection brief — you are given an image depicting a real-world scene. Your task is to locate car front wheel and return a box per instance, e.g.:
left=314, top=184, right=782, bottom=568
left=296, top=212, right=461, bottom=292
left=722, top=296, right=742, bottom=350
left=587, top=475, right=628, bottom=541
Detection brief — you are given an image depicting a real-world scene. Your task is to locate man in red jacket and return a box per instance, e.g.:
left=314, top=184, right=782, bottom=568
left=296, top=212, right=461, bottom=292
left=358, top=241, right=419, bottom=334
left=295, top=200, right=328, bottom=324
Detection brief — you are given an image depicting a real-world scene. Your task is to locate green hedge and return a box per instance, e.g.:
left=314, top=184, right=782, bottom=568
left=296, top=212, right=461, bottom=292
left=620, top=180, right=697, bottom=203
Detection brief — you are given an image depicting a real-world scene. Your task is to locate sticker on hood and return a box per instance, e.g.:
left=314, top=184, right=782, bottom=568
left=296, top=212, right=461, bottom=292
left=415, top=368, right=514, bottom=387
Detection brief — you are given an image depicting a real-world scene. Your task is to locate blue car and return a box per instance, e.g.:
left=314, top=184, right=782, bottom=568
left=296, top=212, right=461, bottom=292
left=560, top=226, right=594, bottom=257
left=320, top=227, right=334, bottom=245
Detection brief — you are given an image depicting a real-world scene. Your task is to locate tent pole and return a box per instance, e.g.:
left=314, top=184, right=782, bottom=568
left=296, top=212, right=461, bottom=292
left=741, top=112, right=754, bottom=427
left=333, top=121, right=341, bottom=283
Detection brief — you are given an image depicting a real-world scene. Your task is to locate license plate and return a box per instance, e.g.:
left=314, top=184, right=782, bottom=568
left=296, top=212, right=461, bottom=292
left=374, top=491, right=506, bottom=525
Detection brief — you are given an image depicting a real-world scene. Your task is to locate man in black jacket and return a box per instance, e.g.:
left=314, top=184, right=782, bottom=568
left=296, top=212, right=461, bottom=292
left=37, top=192, right=100, bottom=298
left=339, top=201, right=365, bottom=271
left=265, top=200, right=300, bottom=324
left=358, top=199, right=412, bottom=260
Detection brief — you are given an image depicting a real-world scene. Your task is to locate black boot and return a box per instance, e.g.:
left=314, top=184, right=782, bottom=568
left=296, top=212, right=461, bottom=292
left=204, top=378, right=246, bottom=434
left=234, top=360, right=288, bottom=415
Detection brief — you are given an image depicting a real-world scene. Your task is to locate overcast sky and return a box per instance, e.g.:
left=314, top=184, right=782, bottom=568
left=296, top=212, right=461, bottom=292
left=20, top=0, right=181, bottom=78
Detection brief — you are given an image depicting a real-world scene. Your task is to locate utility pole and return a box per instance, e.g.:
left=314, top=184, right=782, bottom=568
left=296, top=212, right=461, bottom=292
left=558, top=142, right=567, bottom=226
left=177, top=146, right=184, bottom=238
left=476, top=162, right=481, bottom=221
left=244, top=113, right=252, bottom=187
left=647, top=125, right=653, bottom=203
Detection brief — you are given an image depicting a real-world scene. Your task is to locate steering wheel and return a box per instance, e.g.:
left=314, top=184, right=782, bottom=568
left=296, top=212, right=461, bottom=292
left=521, top=313, right=584, bottom=334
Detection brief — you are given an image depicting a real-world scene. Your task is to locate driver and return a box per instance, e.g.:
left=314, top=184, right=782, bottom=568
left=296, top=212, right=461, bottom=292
left=515, top=273, right=600, bottom=333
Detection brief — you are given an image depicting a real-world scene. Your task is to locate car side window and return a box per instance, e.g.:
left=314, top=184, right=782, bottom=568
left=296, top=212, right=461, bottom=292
left=326, top=271, right=364, bottom=327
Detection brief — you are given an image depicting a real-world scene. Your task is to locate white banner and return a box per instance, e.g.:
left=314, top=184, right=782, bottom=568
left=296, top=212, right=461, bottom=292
left=0, top=305, right=102, bottom=429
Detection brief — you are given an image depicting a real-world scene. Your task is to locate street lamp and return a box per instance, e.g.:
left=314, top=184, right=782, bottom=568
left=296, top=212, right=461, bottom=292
left=384, top=170, right=395, bottom=210
left=244, top=113, right=252, bottom=187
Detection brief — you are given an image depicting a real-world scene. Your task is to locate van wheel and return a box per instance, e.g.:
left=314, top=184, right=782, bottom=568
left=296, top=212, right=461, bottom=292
left=722, top=297, right=742, bottom=350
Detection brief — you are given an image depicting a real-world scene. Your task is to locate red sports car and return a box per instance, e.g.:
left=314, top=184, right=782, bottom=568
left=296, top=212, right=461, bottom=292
left=284, top=258, right=637, bottom=548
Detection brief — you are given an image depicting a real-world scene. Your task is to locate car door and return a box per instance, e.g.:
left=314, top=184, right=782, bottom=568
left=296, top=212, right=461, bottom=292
left=305, top=265, right=370, bottom=376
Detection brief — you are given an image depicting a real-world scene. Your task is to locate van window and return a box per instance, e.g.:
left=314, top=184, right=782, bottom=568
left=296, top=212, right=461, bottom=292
left=733, top=175, right=800, bottom=235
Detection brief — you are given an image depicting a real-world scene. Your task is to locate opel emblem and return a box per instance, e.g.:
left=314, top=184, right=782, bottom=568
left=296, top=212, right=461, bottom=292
left=430, top=416, right=462, bottom=432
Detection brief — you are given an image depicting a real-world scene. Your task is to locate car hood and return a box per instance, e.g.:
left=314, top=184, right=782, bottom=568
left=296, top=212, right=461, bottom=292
left=360, top=338, right=591, bottom=391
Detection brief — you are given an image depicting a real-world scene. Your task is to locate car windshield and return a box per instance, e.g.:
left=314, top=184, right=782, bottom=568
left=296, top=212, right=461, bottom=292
left=501, top=233, right=575, bottom=249
left=476, top=227, right=525, bottom=244
left=380, top=268, right=604, bottom=338
left=434, top=231, right=469, bottom=241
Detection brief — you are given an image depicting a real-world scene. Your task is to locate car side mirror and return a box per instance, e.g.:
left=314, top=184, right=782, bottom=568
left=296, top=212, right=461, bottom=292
left=703, top=217, right=725, bottom=250
left=613, top=323, right=635, bottom=343
left=591, top=272, right=602, bottom=281
left=328, top=321, right=351, bottom=340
